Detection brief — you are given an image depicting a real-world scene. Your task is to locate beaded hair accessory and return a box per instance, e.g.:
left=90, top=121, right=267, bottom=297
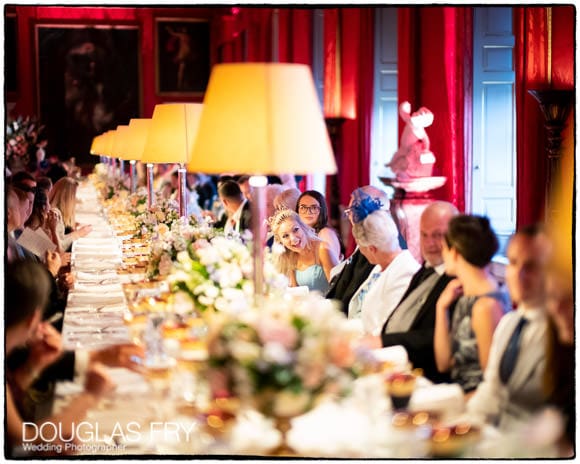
left=349, top=188, right=384, bottom=223
left=267, top=207, right=298, bottom=231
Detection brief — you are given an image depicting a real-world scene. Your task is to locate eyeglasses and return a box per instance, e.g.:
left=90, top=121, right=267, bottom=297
left=298, top=204, right=320, bottom=214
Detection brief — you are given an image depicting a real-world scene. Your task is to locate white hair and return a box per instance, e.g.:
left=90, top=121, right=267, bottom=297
left=352, top=209, right=399, bottom=253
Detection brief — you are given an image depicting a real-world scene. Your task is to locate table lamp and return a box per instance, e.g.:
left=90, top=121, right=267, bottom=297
left=188, top=63, right=337, bottom=297
left=141, top=103, right=203, bottom=214
left=90, top=134, right=106, bottom=163
left=124, top=118, right=151, bottom=194
left=112, top=125, right=130, bottom=180
left=101, top=130, right=117, bottom=177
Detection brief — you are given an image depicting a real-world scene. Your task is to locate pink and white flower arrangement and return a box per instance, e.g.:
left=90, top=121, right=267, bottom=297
left=146, top=217, right=216, bottom=279
left=168, top=235, right=288, bottom=314
left=205, top=295, right=362, bottom=417
left=133, top=196, right=179, bottom=237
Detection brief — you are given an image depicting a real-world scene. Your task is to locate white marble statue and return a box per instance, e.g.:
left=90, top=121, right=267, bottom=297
left=387, top=101, right=436, bottom=179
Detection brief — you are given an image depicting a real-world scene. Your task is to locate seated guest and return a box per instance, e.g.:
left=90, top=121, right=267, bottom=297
left=36, top=176, right=53, bottom=196
left=326, top=186, right=394, bottom=315
left=7, top=187, right=36, bottom=259
left=265, top=184, right=285, bottom=246
left=186, top=172, right=216, bottom=210
left=236, top=174, right=253, bottom=202
left=350, top=190, right=419, bottom=335
left=296, top=190, right=343, bottom=261
left=434, top=215, right=510, bottom=395
left=466, top=226, right=554, bottom=428
left=5, top=260, right=115, bottom=456
left=215, top=180, right=252, bottom=234
left=371, top=201, right=458, bottom=383
left=273, top=187, right=301, bottom=211
left=48, top=177, right=91, bottom=252
left=10, top=170, right=37, bottom=193
left=544, top=259, right=575, bottom=455
left=24, top=187, right=58, bottom=245
left=270, top=209, right=338, bottom=293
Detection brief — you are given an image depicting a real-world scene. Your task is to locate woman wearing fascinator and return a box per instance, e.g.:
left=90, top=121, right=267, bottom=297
left=349, top=189, right=419, bottom=335
left=269, top=209, right=339, bottom=293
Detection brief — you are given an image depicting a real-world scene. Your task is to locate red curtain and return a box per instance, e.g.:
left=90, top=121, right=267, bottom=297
left=514, top=7, right=549, bottom=227
left=339, top=8, right=374, bottom=204
left=277, top=9, right=312, bottom=65
left=514, top=6, right=575, bottom=227
left=397, top=7, right=470, bottom=212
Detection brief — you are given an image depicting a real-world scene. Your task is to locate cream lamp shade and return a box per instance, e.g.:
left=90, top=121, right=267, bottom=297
left=111, top=125, right=130, bottom=159
left=188, top=63, right=336, bottom=175
left=90, top=134, right=105, bottom=156
left=141, top=103, right=203, bottom=164
left=100, top=130, right=116, bottom=157
left=124, top=118, right=151, bottom=161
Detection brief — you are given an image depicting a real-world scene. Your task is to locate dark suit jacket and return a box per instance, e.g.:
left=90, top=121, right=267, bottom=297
left=381, top=272, right=453, bottom=384
left=214, top=201, right=252, bottom=232
left=238, top=200, right=252, bottom=232
left=325, top=249, right=375, bottom=316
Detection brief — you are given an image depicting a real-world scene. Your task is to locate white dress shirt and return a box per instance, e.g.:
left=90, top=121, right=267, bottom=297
left=224, top=199, right=247, bottom=234
left=467, top=306, right=548, bottom=429
left=349, top=250, right=419, bottom=336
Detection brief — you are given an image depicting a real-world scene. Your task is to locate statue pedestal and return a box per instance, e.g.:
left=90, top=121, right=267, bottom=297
left=379, top=176, right=447, bottom=262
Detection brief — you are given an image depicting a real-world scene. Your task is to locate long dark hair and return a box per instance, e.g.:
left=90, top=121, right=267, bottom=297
left=296, top=190, right=329, bottom=233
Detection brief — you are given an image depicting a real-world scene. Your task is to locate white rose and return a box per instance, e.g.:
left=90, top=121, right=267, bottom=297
left=262, top=342, right=293, bottom=365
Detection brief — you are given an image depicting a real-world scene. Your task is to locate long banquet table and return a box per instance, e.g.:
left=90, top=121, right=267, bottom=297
left=49, top=180, right=556, bottom=458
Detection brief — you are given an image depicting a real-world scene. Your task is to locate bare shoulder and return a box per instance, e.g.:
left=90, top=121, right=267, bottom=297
left=318, top=226, right=339, bottom=242
left=472, top=296, right=505, bottom=325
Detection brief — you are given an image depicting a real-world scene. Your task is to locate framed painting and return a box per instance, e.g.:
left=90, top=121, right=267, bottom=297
left=35, top=24, right=140, bottom=165
left=155, top=18, right=210, bottom=96
left=5, top=14, right=18, bottom=94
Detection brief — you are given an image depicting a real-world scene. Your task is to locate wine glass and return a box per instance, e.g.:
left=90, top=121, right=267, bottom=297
left=385, top=371, right=417, bottom=411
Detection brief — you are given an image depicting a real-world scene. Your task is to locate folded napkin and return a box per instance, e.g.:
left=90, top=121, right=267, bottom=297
left=73, top=282, right=123, bottom=293
left=73, top=246, right=121, bottom=255
left=229, top=410, right=281, bottom=454
left=67, top=304, right=126, bottom=315
left=72, top=259, right=121, bottom=271
left=76, top=237, right=118, bottom=245
left=287, top=402, right=374, bottom=457
left=371, top=345, right=409, bottom=370
left=68, top=292, right=124, bottom=306
left=285, top=286, right=310, bottom=296
left=76, top=270, right=119, bottom=281
left=409, top=383, right=465, bottom=417
left=74, top=251, right=121, bottom=260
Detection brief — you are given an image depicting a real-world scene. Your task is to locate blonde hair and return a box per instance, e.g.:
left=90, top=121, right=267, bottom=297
left=49, top=177, right=78, bottom=228
left=273, top=188, right=301, bottom=211
left=268, top=208, right=321, bottom=277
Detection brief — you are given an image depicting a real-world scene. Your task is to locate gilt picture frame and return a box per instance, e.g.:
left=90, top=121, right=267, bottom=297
left=35, top=24, right=141, bottom=165
left=155, top=17, right=210, bottom=96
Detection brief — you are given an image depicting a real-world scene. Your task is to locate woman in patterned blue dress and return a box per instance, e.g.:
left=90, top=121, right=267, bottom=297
left=433, top=215, right=511, bottom=397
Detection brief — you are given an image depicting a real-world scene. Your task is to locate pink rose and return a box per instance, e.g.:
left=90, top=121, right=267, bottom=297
left=328, top=336, right=355, bottom=368
left=257, top=319, right=298, bottom=350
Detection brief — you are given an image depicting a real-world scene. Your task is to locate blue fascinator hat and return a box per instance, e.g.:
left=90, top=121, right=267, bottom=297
left=350, top=188, right=384, bottom=223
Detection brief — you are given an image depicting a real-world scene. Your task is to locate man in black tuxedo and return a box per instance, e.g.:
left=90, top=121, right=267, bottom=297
left=326, top=185, right=405, bottom=315
left=214, top=180, right=252, bottom=233
left=379, top=201, right=458, bottom=383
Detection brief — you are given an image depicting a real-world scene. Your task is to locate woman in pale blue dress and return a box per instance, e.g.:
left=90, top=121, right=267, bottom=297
left=269, top=209, right=339, bottom=293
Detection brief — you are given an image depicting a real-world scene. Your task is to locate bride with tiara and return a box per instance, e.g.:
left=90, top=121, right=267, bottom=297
left=269, top=208, right=339, bottom=293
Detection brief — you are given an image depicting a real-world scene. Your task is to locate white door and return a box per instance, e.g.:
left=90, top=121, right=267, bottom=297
left=472, top=7, right=516, bottom=252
